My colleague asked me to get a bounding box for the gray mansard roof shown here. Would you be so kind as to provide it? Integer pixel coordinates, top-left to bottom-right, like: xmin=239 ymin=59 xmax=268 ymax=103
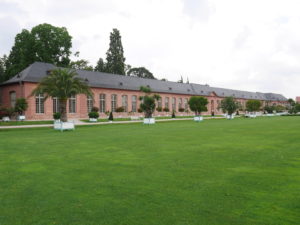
xmin=2 ymin=62 xmax=287 ymax=101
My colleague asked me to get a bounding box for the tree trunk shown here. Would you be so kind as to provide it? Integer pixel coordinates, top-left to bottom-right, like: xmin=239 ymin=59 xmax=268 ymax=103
xmin=59 ymin=99 xmax=68 ymax=122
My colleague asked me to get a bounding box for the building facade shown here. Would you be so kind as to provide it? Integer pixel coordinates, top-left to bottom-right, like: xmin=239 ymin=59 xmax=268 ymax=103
xmin=0 ymin=62 xmax=288 ymax=120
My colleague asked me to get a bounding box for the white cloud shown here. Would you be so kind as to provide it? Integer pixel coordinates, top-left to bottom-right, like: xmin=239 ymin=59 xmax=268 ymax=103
xmin=0 ymin=0 xmax=300 ymax=98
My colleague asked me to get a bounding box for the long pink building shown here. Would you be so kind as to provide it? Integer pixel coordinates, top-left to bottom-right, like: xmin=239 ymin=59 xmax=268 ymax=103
xmin=0 ymin=62 xmax=288 ymax=120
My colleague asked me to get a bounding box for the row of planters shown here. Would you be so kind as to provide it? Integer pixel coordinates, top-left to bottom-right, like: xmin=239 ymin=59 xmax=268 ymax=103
xmin=0 ymin=98 xmax=28 ymax=121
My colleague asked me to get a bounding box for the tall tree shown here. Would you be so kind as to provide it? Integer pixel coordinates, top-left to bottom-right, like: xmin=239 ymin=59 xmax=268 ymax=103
xmin=0 ymin=55 xmax=8 ymax=83
xmin=188 ymin=96 xmax=208 ymax=116
xmin=105 ymin=28 xmax=126 ymax=75
xmin=5 ymin=23 xmax=72 ymax=80
xmin=127 ymin=67 xmax=156 ymax=79
xmin=220 ymin=97 xmax=239 ymax=117
xmin=94 ymin=58 xmax=106 ymax=72
xmin=31 ymin=68 xmax=92 ymax=122
xmin=69 ymin=59 xmax=93 ymax=71
xmin=178 ymin=76 xmax=183 ymax=83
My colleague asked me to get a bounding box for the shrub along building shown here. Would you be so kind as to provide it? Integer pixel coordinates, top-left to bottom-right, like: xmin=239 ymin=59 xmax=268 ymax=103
xmin=0 ymin=62 xmax=288 ymax=120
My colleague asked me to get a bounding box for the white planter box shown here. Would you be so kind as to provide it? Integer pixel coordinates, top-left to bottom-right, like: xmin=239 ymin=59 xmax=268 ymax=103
xmin=54 ymin=121 xmax=75 ymax=131
xmin=246 ymin=114 xmax=257 ymax=118
xmin=144 ymin=118 xmax=155 ymax=124
xmin=89 ymin=118 xmax=98 ymax=122
xmin=18 ymin=115 xmax=26 ymax=121
xmin=266 ymin=113 xmax=274 ymax=117
xmin=226 ymin=115 xmax=234 ymax=119
xmin=130 ymin=116 xmax=140 ymax=120
xmin=2 ymin=116 xmax=10 ymax=122
xmin=194 ymin=116 xmax=203 ymax=122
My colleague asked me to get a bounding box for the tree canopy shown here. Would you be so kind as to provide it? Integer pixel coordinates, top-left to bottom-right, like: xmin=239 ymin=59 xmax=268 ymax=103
xmin=246 ymin=100 xmax=262 ymax=112
xmin=94 ymin=58 xmax=106 ymax=72
xmin=4 ymin=23 xmax=72 ymax=81
xmin=105 ymin=29 xmax=126 ymax=75
xmin=220 ymin=97 xmax=239 ymax=115
xmin=127 ymin=67 xmax=156 ymax=79
xmin=188 ymin=96 xmax=208 ymax=116
xmin=139 ymin=86 xmax=160 ymax=118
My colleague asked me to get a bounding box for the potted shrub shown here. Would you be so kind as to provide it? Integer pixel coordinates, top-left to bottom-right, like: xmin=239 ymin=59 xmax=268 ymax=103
xmin=163 ymin=107 xmax=169 ymax=112
xmin=115 ymin=106 xmax=125 ymax=113
xmin=172 ymin=111 xmax=176 ymax=118
xmin=188 ymin=96 xmax=208 ymax=122
xmin=89 ymin=107 xmax=99 ymax=122
xmin=245 ymin=100 xmax=261 ymax=118
xmin=14 ymin=98 xmax=28 ymax=121
xmin=139 ymin=86 xmax=161 ymax=124
xmin=178 ymin=107 xmax=185 ymax=112
xmin=108 ymin=111 xmax=114 ymax=121
xmin=220 ymin=97 xmax=239 ymax=119
xmin=264 ymin=105 xmax=275 ymax=116
xmin=53 ymin=112 xmax=61 ymax=122
xmin=89 ymin=111 xmax=99 ymax=122
xmin=0 ymin=107 xmax=13 ymax=122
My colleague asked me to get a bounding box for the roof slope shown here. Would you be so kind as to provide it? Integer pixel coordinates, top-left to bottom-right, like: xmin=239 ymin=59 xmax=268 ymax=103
xmin=1 ymin=62 xmax=287 ymax=101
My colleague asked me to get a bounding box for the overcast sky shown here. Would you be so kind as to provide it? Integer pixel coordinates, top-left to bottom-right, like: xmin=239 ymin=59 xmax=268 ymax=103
xmin=0 ymin=0 xmax=299 ymax=98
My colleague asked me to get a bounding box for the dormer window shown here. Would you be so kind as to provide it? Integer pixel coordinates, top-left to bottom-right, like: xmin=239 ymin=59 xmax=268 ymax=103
xmin=147 ymin=85 xmax=150 ymax=88
xmin=46 ymin=70 xmax=52 ymax=75
xmin=85 ymin=78 xmax=89 ymax=82
xmin=119 ymin=82 xmax=123 ymax=86
xmin=169 ymin=87 xmax=172 ymax=90
xmin=187 ymin=89 xmax=190 ymax=92
xmin=201 ymin=90 xmax=204 ymax=93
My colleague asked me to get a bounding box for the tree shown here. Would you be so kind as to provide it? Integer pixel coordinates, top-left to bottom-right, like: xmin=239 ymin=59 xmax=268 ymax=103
xmin=188 ymin=96 xmax=208 ymax=116
xmin=0 ymin=55 xmax=8 ymax=83
xmin=94 ymin=58 xmax=106 ymax=72
xmin=5 ymin=24 xmax=72 ymax=80
xmin=246 ymin=100 xmax=262 ymax=112
xmin=295 ymin=104 xmax=300 ymax=113
xmin=105 ymin=29 xmax=126 ymax=75
xmin=69 ymin=59 xmax=93 ymax=71
xmin=220 ymin=97 xmax=239 ymax=116
xmin=127 ymin=67 xmax=156 ymax=79
xmin=14 ymin=98 xmax=28 ymax=115
xmin=31 ymin=68 xmax=92 ymax=122
xmin=139 ymin=86 xmax=161 ymax=118
xmin=178 ymin=76 xmax=183 ymax=83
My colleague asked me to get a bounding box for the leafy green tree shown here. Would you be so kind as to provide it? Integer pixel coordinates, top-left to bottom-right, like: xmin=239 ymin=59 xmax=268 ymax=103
xmin=31 ymin=68 xmax=92 ymax=122
xmin=246 ymin=100 xmax=262 ymax=112
xmin=139 ymin=86 xmax=161 ymax=118
xmin=178 ymin=76 xmax=183 ymax=83
xmin=31 ymin=23 xmax=72 ymax=66
xmin=105 ymin=29 xmax=126 ymax=75
xmin=5 ymin=24 xmax=72 ymax=80
xmin=127 ymin=67 xmax=156 ymax=79
xmin=295 ymin=104 xmax=300 ymax=113
xmin=264 ymin=105 xmax=275 ymax=114
xmin=94 ymin=58 xmax=106 ymax=72
xmin=14 ymin=98 xmax=28 ymax=115
xmin=220 ymin=97 xmax=239 ymax=116
xmin=0 ymin=55 xmax=8 ymax=83
xmin=69 ymin=59 xmax=93 ymax=71
xmin=188 ymin=96 xmax=208 ymax=116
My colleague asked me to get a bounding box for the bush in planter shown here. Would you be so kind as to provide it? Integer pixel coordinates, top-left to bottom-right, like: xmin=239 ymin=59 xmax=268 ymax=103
xmin=264 ymin=105 xmax=275 ymax=114
xmin=115 ymin=106 xmax=125 ymax=112
xmin=14 ymin=98 xmax=28 ymax=115
xmin=178 ymin=107 xmax=185 ymax=112
xmin=91 ymin=106 xmax=99 ymax=112
xmin=138 ymin=108 xmax=143 ymax=113
xmin=156 ymin=107 xmax=162 ymax=112
xmin=220 ymin=97 xmax=239 ymax=118
xmin=53 ymin=112 xmax=61 ymax=120
xmin=0 ymin=107 xmax=15 ymax=119
xmin=275 ymin=105 xmax=285 ymax=113
xmin=172 ymin=111 xmax=176 ymax=118
xmin=139 ymin=86 xmax=161 ymax=118
xmin=108 ymin=111 xmax=114 ymax=120
xmin=188 ymin=96 xmax=208 ymax=117
xmin=89 ymin=111 xmax=99 ymax=119
xmin=163 ymin=107 xmax=169 ymax=112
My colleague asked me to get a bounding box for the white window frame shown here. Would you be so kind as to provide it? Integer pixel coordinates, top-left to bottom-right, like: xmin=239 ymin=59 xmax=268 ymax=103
xmin=99 ymin=94 xmax=106 ymax=113
xmin=69 ymin=95 xmax=76 ymax=113
xmin=36 ymin=94 xmax=44 ymax=114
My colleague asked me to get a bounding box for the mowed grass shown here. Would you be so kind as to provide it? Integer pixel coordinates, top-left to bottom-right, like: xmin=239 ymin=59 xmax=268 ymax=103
xmin=0 ymin=117 xmax=299 ymax=225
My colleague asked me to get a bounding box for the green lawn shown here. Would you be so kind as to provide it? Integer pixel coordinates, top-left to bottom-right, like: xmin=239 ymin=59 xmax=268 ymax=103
xmin=0 ymin=117 xmax=299 ymax=225
xmin=0 ymin=120 xmax=53 ymax=126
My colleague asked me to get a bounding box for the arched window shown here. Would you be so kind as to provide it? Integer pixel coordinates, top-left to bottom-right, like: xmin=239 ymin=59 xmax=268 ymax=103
xmin=122 ymin=95 xmax=128 ymax=112
xmin=178 ymin=98 xmax=182 ymax=109
xmin=53 ymin=97 xmax=60 ymax=113
xmin=99 ymin=94 xmax=106 ymax=113
xmin=131 ymin=95 xmax=137 ymax=112
xmin=111 ymin=94 xmax=117 ymax=112
xmin=184 ymin=98 xmax=188 ymax=110
xmin=69 ymin=95 xmax=76 ymax=113
xmin=172 ymin=97 xmax=176 ymax=111
xmin=87 ymin=95 xmax=93 ymax=112
xmin=36 ymin=94 xmax=44 ymax=114
xmin=9 ymin=91 xmax=16 ymax=107
xmin=165 ymin=97 xmax=169 ymax=109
